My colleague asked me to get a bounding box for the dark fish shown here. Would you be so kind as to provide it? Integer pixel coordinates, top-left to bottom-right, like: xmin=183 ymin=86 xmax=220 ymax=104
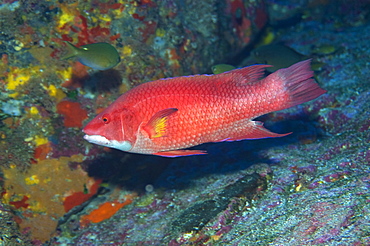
xmin=251 ymin=44 xmax=305 ymax=72
xmin=62 ymin=41 xmax=120 ymax=70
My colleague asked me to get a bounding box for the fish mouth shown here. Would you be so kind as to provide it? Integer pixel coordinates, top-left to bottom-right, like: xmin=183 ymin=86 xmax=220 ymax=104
xmin=83 ymin=134 xmax=111 ymax=146
xmin=83 ymin=134 xmax=133 ymax=151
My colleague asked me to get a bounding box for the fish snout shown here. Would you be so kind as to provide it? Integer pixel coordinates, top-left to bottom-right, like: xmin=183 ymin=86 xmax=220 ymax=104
xmin=83 ymin=134 xmax=133 ymax=151
xmin=83 ymin=134 xmax=111 ymax=146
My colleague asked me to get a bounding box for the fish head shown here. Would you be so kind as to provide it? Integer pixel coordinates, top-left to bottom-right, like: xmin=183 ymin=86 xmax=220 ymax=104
xmin=83 ymin=107 xmax=135 ymax=151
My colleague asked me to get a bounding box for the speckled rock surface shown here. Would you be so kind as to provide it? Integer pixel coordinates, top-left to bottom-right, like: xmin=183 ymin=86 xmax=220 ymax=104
xmin=1 ymin=1 xmax=370 ymax=245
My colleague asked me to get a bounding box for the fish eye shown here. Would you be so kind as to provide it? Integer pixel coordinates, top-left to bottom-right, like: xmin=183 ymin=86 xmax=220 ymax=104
xmin=101 ymin=115 xmax=110 ymax=124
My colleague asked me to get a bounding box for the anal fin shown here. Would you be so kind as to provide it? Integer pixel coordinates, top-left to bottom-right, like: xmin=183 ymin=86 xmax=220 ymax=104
xmin=226 ymin=121 xmax=291 ymax=141
xmin=153 ymin=150 xmax=207 ymax=157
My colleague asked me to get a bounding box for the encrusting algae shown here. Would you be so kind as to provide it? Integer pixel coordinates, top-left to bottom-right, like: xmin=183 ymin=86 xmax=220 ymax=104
xmin=1 ymin=154 xmax=98 ymax=243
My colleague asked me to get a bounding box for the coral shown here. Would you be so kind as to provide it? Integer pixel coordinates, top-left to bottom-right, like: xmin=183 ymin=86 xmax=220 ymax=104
xmin=33 ymin=142 xmax=52 ymax=160
xmin=80 ymin=194 xmax=135 ymax=226
xmin=56 ymin=100 xmax=88 ymax=128
xmin=63 ymin=179 xmax=102 ymax=212
xmin=9 ymin=195 xmax=29 ymax=209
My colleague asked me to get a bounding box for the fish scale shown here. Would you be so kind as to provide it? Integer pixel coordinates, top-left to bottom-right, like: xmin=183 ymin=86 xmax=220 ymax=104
xmin=83 ymin=60 xmax=326 ymax=157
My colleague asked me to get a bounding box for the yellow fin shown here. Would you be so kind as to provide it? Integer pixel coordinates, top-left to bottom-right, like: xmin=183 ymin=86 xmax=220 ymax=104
xmin=143 ymin=108 xmax=178 ymax=139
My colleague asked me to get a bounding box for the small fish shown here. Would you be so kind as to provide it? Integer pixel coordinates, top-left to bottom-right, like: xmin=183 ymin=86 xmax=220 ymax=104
xmin=251 ymin=44 xmax=305 ymax=72
xmin=211 ymin=64 xmax=236 ymax=74
xmin=83 ymin=60 xmax=326 ymax=157
xmin=62 ymin=41 xmax=120 ymax=70
xmin=311 ymin=44 xmax=338 ymax=55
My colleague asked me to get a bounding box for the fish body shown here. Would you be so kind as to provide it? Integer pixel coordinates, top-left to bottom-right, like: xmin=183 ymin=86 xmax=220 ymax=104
xmin=62 ymin=42 xmax=120 ymax=70
xmin=83 ymin=60 xmax=326 ymax=157
xmin=251 ymin=44 xmax=305 ymax=72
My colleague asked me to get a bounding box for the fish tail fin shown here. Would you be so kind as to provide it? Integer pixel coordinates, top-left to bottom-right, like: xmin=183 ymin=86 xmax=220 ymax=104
xmin=61 ymin=41 xmax=79 ymax=60
xmin=269 ymin=59 xmax=326 ymax=111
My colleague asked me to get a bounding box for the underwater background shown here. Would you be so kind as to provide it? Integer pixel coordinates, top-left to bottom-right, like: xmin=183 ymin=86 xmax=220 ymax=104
xmin=0 ymin=0 xmax=369 ymax=245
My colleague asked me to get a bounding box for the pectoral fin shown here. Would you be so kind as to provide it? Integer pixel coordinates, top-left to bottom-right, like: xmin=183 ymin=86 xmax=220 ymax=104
xmin=143 ymin=108 xmax=178 ymax=139
xmin=153 ymin=149 xmax=207 ymax=157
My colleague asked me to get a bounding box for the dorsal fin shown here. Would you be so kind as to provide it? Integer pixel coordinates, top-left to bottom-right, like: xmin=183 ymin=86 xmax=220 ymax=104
xmin=221 ymin=64 xmax=272 ymax=85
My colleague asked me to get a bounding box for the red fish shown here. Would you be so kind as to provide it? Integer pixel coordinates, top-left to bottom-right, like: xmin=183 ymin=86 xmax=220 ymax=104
xmin=83 ymin=60 xmax=326 ymax=157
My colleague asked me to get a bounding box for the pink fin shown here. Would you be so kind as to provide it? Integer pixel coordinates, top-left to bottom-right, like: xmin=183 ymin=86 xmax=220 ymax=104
xmin=153 ymin=150 xmax=207 ymax=157
xmin=275 ymin=59 xmax=326 ymax=108
xmin=228 ymin=64 xmax=272 ymax=84
xmin=226 ymin=121 xmax=291 ymax=141
xmin=143 ymin=108 xmax=178 ymax=139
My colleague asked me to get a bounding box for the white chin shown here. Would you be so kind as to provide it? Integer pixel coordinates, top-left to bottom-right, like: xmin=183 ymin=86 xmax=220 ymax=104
xmin=83 ymin=135 xmax=132 ymax=151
